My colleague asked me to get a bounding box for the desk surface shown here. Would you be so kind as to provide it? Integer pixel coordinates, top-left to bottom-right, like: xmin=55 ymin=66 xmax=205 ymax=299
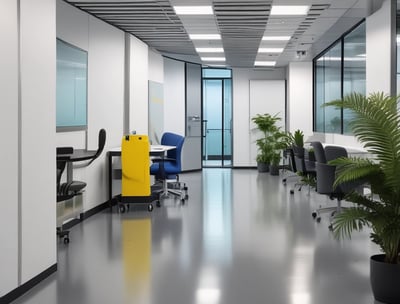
xmin=109 ymin=145 xmax=175 ymax=155
xmin=57 ymin=149 xmax=97 ymax=162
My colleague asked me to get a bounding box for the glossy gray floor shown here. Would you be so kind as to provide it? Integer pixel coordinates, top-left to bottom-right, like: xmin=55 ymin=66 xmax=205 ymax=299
xmin=13 ymin=169 xmax=381 ymax=304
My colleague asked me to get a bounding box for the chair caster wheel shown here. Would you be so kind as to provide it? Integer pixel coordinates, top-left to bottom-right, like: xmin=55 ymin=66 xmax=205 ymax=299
xmin=148 ymin=204 xmax=153 ymax=212
xmin=63 ymin=237 xmax=70 ymax=244
xmin=316 ymin=217 xmax=321 ymax=223
xmin=119 ymin=205 xmax=126 ymax=213
xmin=185 ymin=194 xmax=189 ymax=200
xmin=328 ymin=224 xmax=333 ymax=231
xmin=312 ymin=211 xmax=317 ymax=218
xmin=290 ymin=189 xmax=294 ymax=194
xmin=181 ymin=199 xmax=185 ymax=204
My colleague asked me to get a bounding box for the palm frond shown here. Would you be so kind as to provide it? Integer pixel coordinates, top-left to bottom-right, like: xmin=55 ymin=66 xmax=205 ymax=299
xmin=325 ymin=92 xmax=400 ymax=192
xmin=333 ymin=207 xmax=370 ymax=239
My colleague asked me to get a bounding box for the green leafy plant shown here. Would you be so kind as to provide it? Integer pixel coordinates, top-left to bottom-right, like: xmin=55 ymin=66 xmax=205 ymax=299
xmin=251 ymin=113 xmax=281 ymax=165
xmin=324 ymin=92 xmax=400 ymax=264
xmin=291 ymin=129 xmax=304 ymax=148
xmin=268 ymin=129 xmax=292 ymax=166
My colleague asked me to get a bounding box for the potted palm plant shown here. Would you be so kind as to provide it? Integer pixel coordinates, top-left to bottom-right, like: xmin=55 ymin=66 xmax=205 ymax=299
xmin=325 ymin=92 xmax=400 ymax=304
xmin=251 ymin=113 xmax=281 ymax=172
xmin=268 ymin=129 xmax=291 ymax=175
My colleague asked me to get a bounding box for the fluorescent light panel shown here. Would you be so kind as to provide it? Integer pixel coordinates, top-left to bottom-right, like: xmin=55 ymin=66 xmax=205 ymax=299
xmin=196 ymin=48 xmax=224 ymax=53
xmin=201 ymin=57 xmax=226 ymax=62
xmin=270 ymin=5 xmax=309 ymax=15
xmin=262 ymin=36 xmax=291 ymax=41
xmin=189 ymin=34 xmax=221 ymax=40
xmin=174 ymin=6 xmax=213 ymax=15
xmin=255 ymin=61 xmax=276 ymax=66
xmin=258 ymin=48 xmax=284 ymax=53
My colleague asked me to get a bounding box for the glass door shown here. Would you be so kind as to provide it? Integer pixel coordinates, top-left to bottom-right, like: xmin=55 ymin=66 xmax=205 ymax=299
xmin=202 ymin=78 xmax=232 ymax=167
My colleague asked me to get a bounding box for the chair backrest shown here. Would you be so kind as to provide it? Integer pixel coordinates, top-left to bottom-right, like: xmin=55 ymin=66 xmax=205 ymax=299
xmin=316 ymin=146 xmax=348 ymax=195
xmin=311 ymin=141 xmax=327 ymax=164
xmin=160 ymin=132 xmax=185 ymax=168
xmin=292 ymin=146 xmax=306 ymax=173
xmin=324 ymin=145 xmax=347 ymax=162
xmin=88 ymin=128 xmax=106 ymax=165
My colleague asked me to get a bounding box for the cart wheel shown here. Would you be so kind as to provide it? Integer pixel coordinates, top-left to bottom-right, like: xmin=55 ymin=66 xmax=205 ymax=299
xmin=156 ymin=201 xmax=161 ymax=207
xmin=119 ymin=205 xmax=126 ymax=213
xmin=64 ymin=237 xmax=70 ymax=244
xmin=148 ymin=204 xmax=153 ymax=212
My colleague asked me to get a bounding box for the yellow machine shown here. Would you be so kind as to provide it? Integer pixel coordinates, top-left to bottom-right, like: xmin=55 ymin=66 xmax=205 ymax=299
xmin=120 ymin=134 xmax=154 ymax=212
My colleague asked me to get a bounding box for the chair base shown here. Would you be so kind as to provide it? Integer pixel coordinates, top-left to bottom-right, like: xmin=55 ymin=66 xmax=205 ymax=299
xmin=312 ymin=198 xmax=347 ymax=229
xmin=153 ymin=179 xmax=188 ymax=204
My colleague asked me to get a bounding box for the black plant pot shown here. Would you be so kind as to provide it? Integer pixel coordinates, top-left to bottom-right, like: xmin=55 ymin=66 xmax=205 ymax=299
xmin=257 ymin=162 xmax=270 ymax=172
xmin=269 ymin=164 xmax=279 ymax=176
xmin=370 ymin=254 xmax=400 ymax=304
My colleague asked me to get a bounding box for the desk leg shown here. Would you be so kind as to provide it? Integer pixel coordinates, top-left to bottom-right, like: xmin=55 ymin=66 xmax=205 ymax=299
xmin=66 ymin=162 xmax=73 ymax=184
xmin=108 ymin=152 xmax=113 ymax=203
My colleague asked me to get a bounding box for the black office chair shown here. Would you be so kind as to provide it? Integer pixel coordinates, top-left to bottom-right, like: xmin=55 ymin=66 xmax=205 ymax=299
xmin=60 ymin=129 xmax=106 ymax=196
xmin=290 ymin=145 xmax=316 ymax=194
xmin=150 ymin=132 xmax=188 ymax=204
xmin=311 ymin=145 xmax=354 ymax=229
xmin=56 ymin=129 xmax=106 ymax=243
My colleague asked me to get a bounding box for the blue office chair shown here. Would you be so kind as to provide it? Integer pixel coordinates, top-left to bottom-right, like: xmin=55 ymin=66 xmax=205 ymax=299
xmin=150 ymin=132 xmax=188 ymax=204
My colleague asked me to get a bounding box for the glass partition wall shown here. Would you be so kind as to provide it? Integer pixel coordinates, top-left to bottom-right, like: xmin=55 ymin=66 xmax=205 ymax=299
xmin=313 ymin=21 xmax=366 ymax=134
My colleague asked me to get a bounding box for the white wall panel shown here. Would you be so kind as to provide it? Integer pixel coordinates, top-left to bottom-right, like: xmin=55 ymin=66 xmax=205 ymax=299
xmin=249 ymin=80 xmax=286 ymax=166
xmin=0 ymin=0 xmax=19 ymax=296
xmin=148 ymin=50 xmax=164 ymax=83
xmin=130 ymin=35 xmax=149 ymax=135
xmin=232 ymin=68 xmax=286 ymax=167
xmin=163 ymin=58 xmax=185 ymax=134
xmin=20 ymin=0 xmax=56 ymax=283
xmin=84 ymin=16 xmax=125 ymax=210
xmin=287 ymin=62 xmax=313 ymax=136
xmin=366 ymin=0 xmax=393 ymax=95
xmin=56 ymin=0 xmax=88 ymax=50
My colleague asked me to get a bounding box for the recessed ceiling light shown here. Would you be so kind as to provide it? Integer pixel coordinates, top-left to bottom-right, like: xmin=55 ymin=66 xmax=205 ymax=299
xmin=255 ymin=61 xmax=276 ymax=66
xmin=258 ymin=48 xmax=284 ymax=53
xmin=270 ymin=5 xmax=310 ymax=16
xmin=262 ymin=36 xmax=291 ymax=41
xmin=201 ymin=57 xmax=226 ymax=62
xmin=189 ymin=34 xmax=221 ymax=40
xmin=196 ymin=48 xmax=224 ymax=53
xmin=174 ymin=6 xmax=213 ymax=15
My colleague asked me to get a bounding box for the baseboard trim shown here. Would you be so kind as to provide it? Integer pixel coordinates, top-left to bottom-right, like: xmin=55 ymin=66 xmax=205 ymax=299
xmin=1 ymin=264 xmax=57 ymax=304
xmin=232 ymin=166 xmax=257 ymax=169
xmin=80 ymin=201 xmax=110 ymax=221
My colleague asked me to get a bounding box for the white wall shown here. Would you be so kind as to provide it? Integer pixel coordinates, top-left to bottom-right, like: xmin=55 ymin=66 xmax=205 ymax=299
xmin=0 ymin=0 xmax=19 ymax=296
xmin=20 ymin=0 xmax=57 ymax=284
xmin=366 ymin=0 xmax=393 ymax=95
xmin=0 ymin=0 xmax=56 ymax=295
xmin=148 ymin=49 xmax=164 ymax=83
xmin=163 ymin=58 xmax=185 ymax=134
xmin=129 ymin=35 xmax=149 ymax=135
xmin=287 ymin=62 xmax=313 ymax=136
xmin=232 ymin=68 xmax=286 ymax=167
xmin=56 ymin=0 xmax=125 ymax=211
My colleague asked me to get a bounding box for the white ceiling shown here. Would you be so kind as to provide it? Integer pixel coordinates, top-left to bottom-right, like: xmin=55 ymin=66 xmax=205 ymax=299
xmin=66 ymin=0 xmax=382 ymax=68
